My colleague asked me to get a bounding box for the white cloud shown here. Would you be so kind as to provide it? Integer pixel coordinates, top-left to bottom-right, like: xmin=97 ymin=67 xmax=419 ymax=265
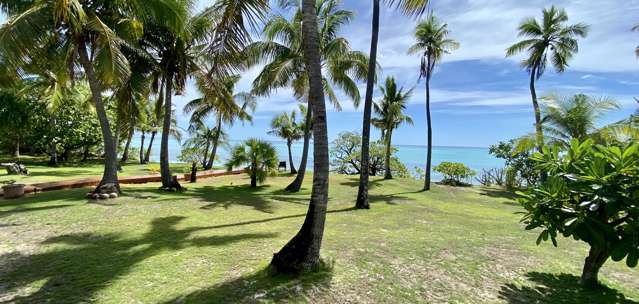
xmin=343 ymin=0 xmax=639 ymax=73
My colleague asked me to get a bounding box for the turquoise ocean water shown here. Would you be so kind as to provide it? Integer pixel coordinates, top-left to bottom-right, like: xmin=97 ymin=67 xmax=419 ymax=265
xmin=131 ymin=135 xmax=503 ymax=182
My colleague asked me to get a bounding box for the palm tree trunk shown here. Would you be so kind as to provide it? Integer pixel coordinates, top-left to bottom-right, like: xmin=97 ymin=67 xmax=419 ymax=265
xmin=144 ymin=131 xmax=156 ymax=163
xmin=121 ymin=125 xmax=134 ymax=163
xmin=14 ymin=135 xmax=20 ymax=159
xmin=271 ymin=0 xmax=329 ymax=273
xmin=286 ymin=108 xmax=312 ymax=192
xmin=160 ymin=76 xmax=176 ymax=189
xmin=206 ymin=116 xmax=223 ymax=170
xmin=139 ymin=131 xmax=145 ymax=164
xmin=356 ymin=0 xmax=379 ymax=209
xmin=384 ymin=130 xmax=392 ymax=179
xmin=77 ymin=39 xmax=119 ymax=193
xmin=202 ymin=138 xmax=211 ymax=168
xmin=287 ymin=140 xmax=297 ymax=174
xmin=529 ymin=65 xmax=544 ymax=153
xmin=48 ymin=116 xmax=58 ymax=167
xmin=424 ymin=57 xmax=433 ymax=191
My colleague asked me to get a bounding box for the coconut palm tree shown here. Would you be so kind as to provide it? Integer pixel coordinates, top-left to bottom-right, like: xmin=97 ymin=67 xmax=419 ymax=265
xmin=506 ymin=6 xmax=589 ymax=154
xmin=541 ymin=94 xmax=619 ymax=146
xmin=245 ymin=0 xmax=368 ymax=192
xmin=372 ymin=77 xmax=413 ymax=179
xmin=142 ymin=0 xmax=268 ymax=190
xmin=225 ymin=138 xmax=278 ymax=188
xmin=0 ymin=0 xmax=187 ymax=194
xmin=270 ymin=0 xmax=330 ymax=274
xmin=184 ymin=120 xmax=220 ymax=168
xmin=269 ymin=110 xmax=304 ymax=174
xmin=356 ymin=0 xmax=430 ymax=209
xmin=184 ymin=74 xmax=256 ymax=170
xmin=408 ymin=13 xmax=459 ymax=191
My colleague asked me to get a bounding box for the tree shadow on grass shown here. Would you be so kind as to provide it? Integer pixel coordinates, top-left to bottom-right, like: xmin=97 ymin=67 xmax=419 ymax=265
xmin=162 ymin=262 xmax=334 ymax=303
xmin=498 ymin=272 xmax=638 ymax=304
xmin=338 ymin=176 xmax=385 ymax=189
xmin=0 ymin=216 xmax=278 ymax=304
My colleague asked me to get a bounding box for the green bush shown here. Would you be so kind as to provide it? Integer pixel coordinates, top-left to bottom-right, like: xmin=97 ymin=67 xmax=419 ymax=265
xmin=433 ymin=162 xmax=476 ymax=186
xmin=518 ymin=139 xmax=639 ymax=287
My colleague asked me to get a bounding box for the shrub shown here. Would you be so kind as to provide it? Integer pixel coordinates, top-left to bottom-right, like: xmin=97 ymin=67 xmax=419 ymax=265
xmin=518 ymin=139 xmax=639 ymax=287
xmin=489 ymin=140 xmax=538 ymax=188
xmin=434 ymin=162 xmax=476 ymax=186
xmin=330 ymin=131 xmax=408 ymax=177
xmin=225 ymin=139 xmax=278 ymax=188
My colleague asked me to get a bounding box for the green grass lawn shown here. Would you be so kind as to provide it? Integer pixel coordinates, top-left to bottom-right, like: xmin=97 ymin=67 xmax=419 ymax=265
xmin=0 ymin=156 xmax=192 ymax=184
xmin=0 ymin=172 xmax=637 ymax=303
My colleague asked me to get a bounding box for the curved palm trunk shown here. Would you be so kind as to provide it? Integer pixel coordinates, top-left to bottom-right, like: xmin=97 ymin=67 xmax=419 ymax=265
xmin=529 ymin=66 xmax=544 ymax=152
xmin=384 ymin=130 xmax=392 ymax=179
xmin=286 ymin=108 xmax=312 ymax=192
xmin=287 ymin=140 xmax=297 ymax=174
xmin=77 ymin=39 xmax=119 ymax=193
xmin=424 ymin=58 xmax=433 ymax=191
xmin=356 ymin=0 xmax=379 ymax=209
xmin=144 ymin=131 xmax=156 ymax=164
xmin=271 ymin=0 xmax=329 ymax=273
xmin=160 ymin=77 xmax=179 ymax=190
xmin=121 ymin=125 xmax=134 ymax=163
xmin=139 ymin=131 xmax=145 ymax=164
xmin=206 ymin=116 xmax=223 ymax=170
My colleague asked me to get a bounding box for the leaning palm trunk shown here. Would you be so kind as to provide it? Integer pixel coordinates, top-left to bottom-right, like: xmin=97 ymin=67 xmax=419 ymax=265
xmin=144 ymin=131 xmax=156 ymax=163
xmin=271 ymin=0 xmax=329 ymax=273
xmin=384 ymin=131 xmax=392 ymax=179
xmin=201 ymin=139 xmax=211 ymax=168
xmin=356 ymin=0 xmax=380 ymax=209
xmin=424 ymin=59 xmax=432 ymax=191
xmin=121 ymin=125 xmax=134 ymax=162
xmin=160 ymin=76 xmax=180 ymax=190
xmin=286 ymin=108 xmax=312 ymax=192
xmin=77 ymin=40 xmax=119 ymax=193
xmin=139 ymin=131 xmax=145 ymax=164
xmin=206 ymin=116 xmax=223 ymax=170
xmin=287 ymin=139 xmax=297 ymax=174
xmin=529 ymin=65 xmax=544 ymax=152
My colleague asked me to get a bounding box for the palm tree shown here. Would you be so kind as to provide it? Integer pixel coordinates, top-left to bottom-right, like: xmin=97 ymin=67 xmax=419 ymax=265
xmin=633 ymin=24 xmax=639 ymax=58
xmin=143 ymin=0 xmax=268 ymax=190
xmin=185 ymin=119 xmax=228 ymax=168
xmin=245 ymin=0 xmax=368 ymax=192
xmin=269 ymin=110 xmax=304 ymax=174
xmin=270 ymin=0 xmax=330 ymax=273
xmin=356 ymin=0 xmax=429 ymax=209
xmin=408 ymin=13 xmax=459 ymax=191
xmin=506 ymin=6 xmax=589 ymax=154
xmin=541 ymin=94 xmax=619 ymax=145
xmin=0 ymin=0 xmax=187 ymax=194
xmin=225 ymin=138 xmax=278 ymax=188
xmin=372 ymin=77 xmax=413 ymax=179
xmin=184 ymin=74 xmax=256 ymax=170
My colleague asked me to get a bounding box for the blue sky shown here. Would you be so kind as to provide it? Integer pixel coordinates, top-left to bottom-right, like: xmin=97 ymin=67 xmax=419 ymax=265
xmin=2 ymin=0 xmax=638 ymax=147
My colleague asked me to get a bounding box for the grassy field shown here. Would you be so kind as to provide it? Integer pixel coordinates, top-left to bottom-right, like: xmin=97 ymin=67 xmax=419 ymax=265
xmin=0 ymin=156 xmax=192 ymax=184
xmin=0 ymin=171 xmax=637 ymax=303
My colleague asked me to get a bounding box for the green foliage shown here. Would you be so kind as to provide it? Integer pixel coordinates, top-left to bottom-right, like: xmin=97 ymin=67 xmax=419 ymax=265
xmin=225 ymin=139 xmax=278 ymax=186
xmin=372 ymin=76 xmax=413 ymax=142
xmin=178 ymin=145 xmax=204 ymax=165
xmin=330 ymin=131 xmax=409 ymax=177
xmin=268 ymin=110 xmax=303 ymax=144
xmin=433 ymin=162 xmax=476 ymax=186
xmin=489 ymin=140 xmax=538 ymax=188
xmin=506 ymin=6 xmax=588 ymax=78
xmin=0 ymin=89 xmax=32 ymax=155
xmin=518 ymin=139 xmax=639 ymax=268
xmin=408 ymin=13 xmax=459 ymax=79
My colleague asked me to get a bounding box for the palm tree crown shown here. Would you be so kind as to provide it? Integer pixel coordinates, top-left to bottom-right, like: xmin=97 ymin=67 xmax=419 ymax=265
xmin=372 ymin=77 xmax=414 ymax=141
xmin=542 ymin=94 xmax=619 ymax=144
xmin=506 ymin=6 xmax=589 ymax=78
xmin=245 ymin=0 xmax=368 ymax=109
xmin=408 ymin=13 xmax=460 ymax=79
